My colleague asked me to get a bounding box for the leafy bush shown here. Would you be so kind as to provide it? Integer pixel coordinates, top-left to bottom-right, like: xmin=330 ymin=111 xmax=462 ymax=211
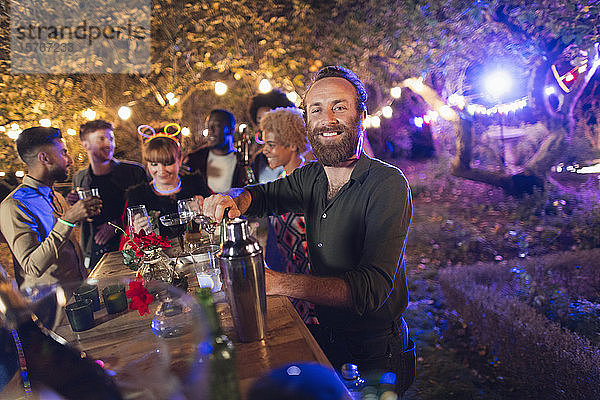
xmin=439 ymin=250 xmax=600 ymax=399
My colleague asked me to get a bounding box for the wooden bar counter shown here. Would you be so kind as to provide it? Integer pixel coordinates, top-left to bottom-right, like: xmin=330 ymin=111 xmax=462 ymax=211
xmin=54 ymin=251 xmax=331 ymax=399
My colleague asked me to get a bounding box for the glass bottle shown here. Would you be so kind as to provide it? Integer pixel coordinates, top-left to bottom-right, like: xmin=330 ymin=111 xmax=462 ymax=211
xmin=341 ymin=363 xmax=366 ymax=400
xmin=195 ymin=288 xmax=240 ymax=400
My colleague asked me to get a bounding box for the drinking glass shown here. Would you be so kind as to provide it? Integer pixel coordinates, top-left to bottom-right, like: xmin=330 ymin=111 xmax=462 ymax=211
xmin=192 ymin=244 xmax=225 ymax=303
xmin=127 ymin=205 xmax=151 ymax=237
xmin=76 ymin=187 xmax=99 ymax=200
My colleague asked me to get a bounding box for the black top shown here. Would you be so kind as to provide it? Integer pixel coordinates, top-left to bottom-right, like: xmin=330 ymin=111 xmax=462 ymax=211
xmin=125 ymin=173 xmax=211 ymax=239
xmin=72 ymin=160 xmax=148 ymax=259
xmin=245 ymin=154 xmax=412 ymax=332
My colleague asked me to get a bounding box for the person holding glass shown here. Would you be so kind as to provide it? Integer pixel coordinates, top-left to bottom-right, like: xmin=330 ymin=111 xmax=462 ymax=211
xmin=124 ymin=125 xmax=211 ymax=244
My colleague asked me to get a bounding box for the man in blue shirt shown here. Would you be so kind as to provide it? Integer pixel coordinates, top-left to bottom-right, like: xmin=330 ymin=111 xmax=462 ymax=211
xmin=0 ymin=127 xmax=101 ymax=293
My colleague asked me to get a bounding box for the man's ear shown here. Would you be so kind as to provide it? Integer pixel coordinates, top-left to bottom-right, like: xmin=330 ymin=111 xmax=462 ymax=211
xmin=37 ymin=151 xmax=50 ymax=165
xmin=81 ymin=140 xmax=91 ymax=151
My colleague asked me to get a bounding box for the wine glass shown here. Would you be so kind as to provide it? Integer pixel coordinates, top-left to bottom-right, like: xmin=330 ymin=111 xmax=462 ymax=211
xmin=127 ymin=205 xmax=151 ymax=237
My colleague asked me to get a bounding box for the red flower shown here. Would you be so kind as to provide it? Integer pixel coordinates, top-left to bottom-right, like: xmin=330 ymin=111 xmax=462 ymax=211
xmin=126 ymin=276 xmax=154 ymax=316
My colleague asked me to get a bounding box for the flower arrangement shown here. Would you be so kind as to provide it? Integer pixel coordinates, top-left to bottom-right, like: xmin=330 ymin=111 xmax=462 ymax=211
xmin=126 ymin=276 xmax=154 ymax=316
xmin=108 ymin=222 xmax=172 ymax=271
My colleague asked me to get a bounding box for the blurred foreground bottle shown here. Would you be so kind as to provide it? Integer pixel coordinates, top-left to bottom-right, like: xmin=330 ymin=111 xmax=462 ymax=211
xmin=0 ymin=282 xmax=122 ymax=399
xmin=341 ymin=363 xmax=366 ymax=400
xmin=195 ymin=287 xmax=240 ymax=400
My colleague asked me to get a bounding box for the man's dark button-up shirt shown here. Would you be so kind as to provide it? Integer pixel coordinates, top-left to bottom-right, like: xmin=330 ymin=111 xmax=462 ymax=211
xmin=246 ymin=154 xmax=412 ymax=332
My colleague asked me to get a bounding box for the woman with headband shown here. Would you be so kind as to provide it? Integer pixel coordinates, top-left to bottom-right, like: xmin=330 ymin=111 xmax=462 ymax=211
xmin=124 ymin=124 xmax=211 ymax=241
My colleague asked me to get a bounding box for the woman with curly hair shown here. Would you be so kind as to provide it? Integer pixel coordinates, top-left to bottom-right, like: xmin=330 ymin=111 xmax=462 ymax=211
xmin=260 ymin=107 xmax=318 ymax=325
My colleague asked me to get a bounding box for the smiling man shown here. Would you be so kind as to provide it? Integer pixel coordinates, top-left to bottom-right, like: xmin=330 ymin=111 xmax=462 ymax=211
xmin=201 ymin=66 xmax=416 ymax=395
xmin=69 ymin=120 xmax=147 ymax=269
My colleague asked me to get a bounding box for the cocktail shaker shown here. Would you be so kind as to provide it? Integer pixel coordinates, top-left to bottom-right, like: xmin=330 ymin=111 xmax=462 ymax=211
xmin=218 ymin=217 xmax=266 ymax=342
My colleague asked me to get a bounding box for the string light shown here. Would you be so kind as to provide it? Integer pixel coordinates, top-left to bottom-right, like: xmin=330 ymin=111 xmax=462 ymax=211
xmin=202 ymin=129 xmax=209 ymax=137
xmin=544 ymin=86 xmax=556 ymax=96
xmin=0 ymin=126 xmax=5 ymax=132
xmin=381 ymin=106 xmax=393 ymax=118
xmin=15 ymin=171 xmax=25 ymax=178
xmin=413 ymin=117 xmax=424 ymax=128
xmin=286 ymin=91 xmax=299 ymax=104
xmin=390 ymin=87 xmax=402 ymax=99
xmin=39 ymin=119 xmax=51 ymax=127
xmin=238 ymin=123 xmax=247 ymax=133
xmin=181 ymin=127 xmax=191 ymax=136
xmin=215 ymin=82 xmax=228 ymax=95
xmin=168 ymin=96 xmax=179 ymax=106
xmin=371 ymin=116 xmax=381 ymax=128
xmin=363 ymin=115 xmax=372 ymax=129
xmin=82 ymin=108 xmax=97 ymax=120
xmin=118 ymin=106 xmax=132 ymax=120
xmin=438 ymin=105 xmax=454 ymax=120
xmin=166 ymin=92 xmax=175 ymax=101
xmin=0 ymin=172 xmax=5 ymax=177
xmin=259 ymin=79 xmax=272 ymax=93
xmin=67 ymin=129 xmax=77 ymax=136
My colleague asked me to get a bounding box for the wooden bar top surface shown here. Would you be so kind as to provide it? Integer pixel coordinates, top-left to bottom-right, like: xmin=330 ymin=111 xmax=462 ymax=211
xmin=54 ymin=251 xmax=331 ymax=399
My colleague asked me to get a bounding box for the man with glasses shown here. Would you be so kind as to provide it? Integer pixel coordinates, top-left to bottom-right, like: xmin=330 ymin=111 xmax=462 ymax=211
xmin=0 ymin=127 xmax=101 ymax=294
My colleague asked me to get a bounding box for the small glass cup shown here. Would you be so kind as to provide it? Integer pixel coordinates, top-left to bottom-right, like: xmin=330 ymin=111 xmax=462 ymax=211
xmin=74 ymin=283 xmax=101 ymax=312
xmin=65 ymin=298 xmax=95 ymax=332
xmin=102 ymin=284 xmax=128 ymax=314
xmin=127 ymin=205 xmax=151 ymax=237
xmin=192 ymin=245 xmax=225 ymax=302
xmin=77 ymin=187 xmax=99 ymax=200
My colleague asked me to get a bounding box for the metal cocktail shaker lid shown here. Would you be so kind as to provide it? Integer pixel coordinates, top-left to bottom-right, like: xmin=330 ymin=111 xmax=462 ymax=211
xmin=219 ymin=217 xmax=261 ymax=259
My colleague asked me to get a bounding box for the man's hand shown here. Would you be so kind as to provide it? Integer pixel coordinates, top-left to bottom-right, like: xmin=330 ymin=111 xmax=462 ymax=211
xmin=62 ymin=197 xmax=102 ymax=224
xmin=65 ymin=190 xmax=79 ymax=206
xmin=202 ymin=194 xmax=242 ymax=222
xmin=94 ymin=222 xmax=117 ymax=245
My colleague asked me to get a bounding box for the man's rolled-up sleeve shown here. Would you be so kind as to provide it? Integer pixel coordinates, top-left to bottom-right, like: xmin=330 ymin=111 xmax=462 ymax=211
xmin=245 ymin=169 xmax=306 ymax=217
xmin=343 ymin=174 xmax=412 ymax=317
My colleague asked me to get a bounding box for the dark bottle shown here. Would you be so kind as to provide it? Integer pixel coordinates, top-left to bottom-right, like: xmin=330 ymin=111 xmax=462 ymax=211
xmin=195 ymin=287 xmax=240 ymax=400
xmin=0 ymin=283 xmax=123 ymax=399
xmin=237 ymin=125 xmax=256 ymax=185
xmin=340 ymin=363 xmax=366 ymax=400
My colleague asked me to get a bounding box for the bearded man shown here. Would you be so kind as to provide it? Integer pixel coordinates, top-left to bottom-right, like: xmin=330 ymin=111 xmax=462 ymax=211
xmin=201 ymin=66 xmax=415 ymax=395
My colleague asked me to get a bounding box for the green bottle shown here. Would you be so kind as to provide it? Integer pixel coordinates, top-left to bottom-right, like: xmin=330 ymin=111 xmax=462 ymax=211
xmin=195 ymin=288 xmax=240 ymax=400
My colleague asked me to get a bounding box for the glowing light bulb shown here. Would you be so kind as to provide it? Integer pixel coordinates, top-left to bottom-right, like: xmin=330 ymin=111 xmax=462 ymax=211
xmin=414 ymin=117 xmax=424 ymax=128
xmin=0 ymin=126 xmax=5 ymax=132
xmin=15 ymin=171 xmax=25 ymax=178
xmin=412 ymin=78 xmax=425 ymax=94
xmin=363 ymin=115 xmax=372 ymax=129
xmin=118 ymin=106 xmax=132 ymax=120
xmin=371 ymin=116 xmax=381 ymax=128
xmin=0 ymin=172 xmax=5 ymax=177
xmin=258 ymin=79 xmax=272 ymax=93
xmin=381 ymin=106 xmax=393 ymax=118
xmin=544 ymin=86 xmax=556 ymax=96
xmin=438 ymin=105 xmax=454 ymax=120
xmin=238 ymin=123 xmax=247 ymax=133
xmin=67 ymin=129 xmax=77 ymax=136
xmin=202 ymin=129 xmax=209 ymax=137
xmin=10 ymin=123 xmax=20 ymax=130
xmin=39 ymin=118 xmax=52 ymax=127
xmin=168 ymin=97 xmax=179 ymax=106
xmin=215 ymin=82 xmax=228 ymax=95
xmin=484 ymin=70 xmax=512 ymax=98
xmin=181 ymin=127 xmax=191 ymax=136
xmin=390 ymin=86 xmax=402 ymax=99
xmin=286 ymin=91 xmax=298 ymax=104
xmin=82 ymin=108 xmax=97 ymax=120
xmin=564 ymin=73 xmax=575 ymax=82
xmin=165 ymin=92 xmax=175 ymax=101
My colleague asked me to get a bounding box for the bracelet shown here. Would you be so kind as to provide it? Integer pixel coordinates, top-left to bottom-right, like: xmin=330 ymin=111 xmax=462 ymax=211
xmin=58 ymin=218 xmax=76 ymax=228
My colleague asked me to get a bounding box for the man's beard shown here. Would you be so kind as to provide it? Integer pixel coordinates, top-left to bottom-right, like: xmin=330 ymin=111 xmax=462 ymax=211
xmin=308 ymin=116 xmax=362 ymax=167
xmin=50 ymin=166 xmax=68 ymax=182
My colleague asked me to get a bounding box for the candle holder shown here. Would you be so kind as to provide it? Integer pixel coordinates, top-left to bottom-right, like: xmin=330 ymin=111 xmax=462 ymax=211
xmin=102 ymin=284 xmax=128 ymax=314
xmin=74 ymin=283 xmax=101 ymax=311
xmin=65 ymin=299 xmax=95 ymax=332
